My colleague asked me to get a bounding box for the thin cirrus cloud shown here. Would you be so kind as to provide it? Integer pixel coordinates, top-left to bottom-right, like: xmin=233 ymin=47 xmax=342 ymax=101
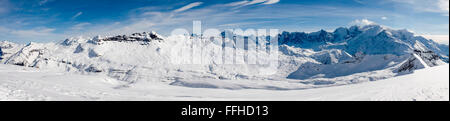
xmin=71 ymin=12 xmax=83 ymax=19
xmin=226 ymin=1 xmax=249 ymax=6
xmin=388 ymin=0 xmax=449 ymax=16
xmin=227 ymin=0 xmax=280 ymax=7
xmin=1 ymin=27 xmax=64 ymax=43
xmin=39 ymin=0 xmax=49 ymax=6
xmin=244 ymin=0 xmax=269 ymax=6
xmin=421 ymin=35 xmax=450 ymax=45
xmin=71 ymin=22 xmax=91 ymax=30
xmin=173 ymin=2 xmax=203 ymax=13
xmin=10 ymin=28 xmax=56 ymax=36
xmin=263 ymin=0 xmax=280 ymax=4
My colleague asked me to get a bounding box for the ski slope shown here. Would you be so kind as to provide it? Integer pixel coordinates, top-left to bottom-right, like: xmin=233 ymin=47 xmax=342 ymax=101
xmin=1 ymin=64 xmax=448 ymax=101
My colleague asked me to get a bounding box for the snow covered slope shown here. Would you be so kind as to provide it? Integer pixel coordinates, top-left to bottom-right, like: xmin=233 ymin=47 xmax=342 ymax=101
xmin=0 ymin=41 xmax=24 ymax=63
xmin=0 ymin=25 xmax=448 ymax=91
xmin=1 ymin=63 xmax=447 ymax=101
xmin=279 ymin=25 xmax=449 ymax=61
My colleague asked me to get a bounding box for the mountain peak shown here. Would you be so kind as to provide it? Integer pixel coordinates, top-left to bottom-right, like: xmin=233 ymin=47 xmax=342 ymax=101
xmin=61 ymin=31 xmax=165 ymax=46
xmin=96 ymin=31 xmax=164 ymax=43
xmin=279 ymin=25 xmax=448 ymax=59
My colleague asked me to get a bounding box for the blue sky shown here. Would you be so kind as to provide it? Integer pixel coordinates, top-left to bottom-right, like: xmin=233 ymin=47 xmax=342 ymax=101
xmin=0 ymin=0 xmax=448 ymax=44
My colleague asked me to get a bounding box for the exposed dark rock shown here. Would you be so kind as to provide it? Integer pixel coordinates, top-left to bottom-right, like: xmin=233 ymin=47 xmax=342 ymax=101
xmin=413 ymin=50 xmax=441 ymax=66
xmin=99 ymin=32 xmax=163 ymax=42
xmin=0 ymin=47 xmax=3 ymax=60
xmin=74 ymin=44 xmax=84 ymax=53
xmin=396 ymin=50 xmax=442 ymax=73
xmin=397 ymin=57 xmax=419 ymax=73
xmin=85 ymin=66 xmax=103 ymax=73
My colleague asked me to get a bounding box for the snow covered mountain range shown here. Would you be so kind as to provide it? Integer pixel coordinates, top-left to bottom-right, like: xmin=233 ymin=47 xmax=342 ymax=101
xmin=0 ymin=25 xmax=448 ymax=90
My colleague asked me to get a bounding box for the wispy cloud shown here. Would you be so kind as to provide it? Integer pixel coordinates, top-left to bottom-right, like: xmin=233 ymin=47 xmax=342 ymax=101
xmin=1 ymin=0 xmax=447 ymax=43
xmin=350 ymin=19 xmax=376 ymax=26
xmin=226 ymin=1 xmax=249 ymax=6
xmin=0 ymin=26 xmax=63 ymax=43
xmin=227 ymin=0 xmax=280 ymax=7
xmin=438 ymin=0 xmax=449 ymax=16
xmin=353 ymin=0 xmax=364 ymax=4
xmin=263 ymin=0 xmax=280 ymax=5
xmin=39 ymin=0 xmax=50 ymax=6
xmin=71 ymin=22 xmax=91 ymax=30
xmin=388 ymin=0 xmax=449 ymax=16
xmin=173 ymin=2 xmax=203 ymax=13
xmin=421 ymin=35 xmax=450 ymax=45
xmin=438 ymin=0 xmax=449 ymax=11
xmin=218 ymin=21 xmax=272 ymax=27
xmin=244 ymin=0 xmax=267 ymax=6
xmin=71 ymin=12 xmax=83 ymax=19
xmin=10 ymin=28 xmax=55 ymax=36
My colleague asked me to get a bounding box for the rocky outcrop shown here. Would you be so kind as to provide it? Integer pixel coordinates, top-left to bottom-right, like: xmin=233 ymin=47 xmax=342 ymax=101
xmin=0 ymin=47 xmax=3 ymax=60
xmin=413 ymin=50 xmax=442 ymax=67
xmin=95 ymin=32 xmax=163 ymax=43
xmin=396 ymin=50 xmax=445 ymax=73
xmin=396 ymin=56 xmax=425 ymax=73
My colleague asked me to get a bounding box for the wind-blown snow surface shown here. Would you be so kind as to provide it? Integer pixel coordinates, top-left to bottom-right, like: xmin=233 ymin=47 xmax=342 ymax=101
xmin=0 ymin=64 xmax=448 ymax=101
